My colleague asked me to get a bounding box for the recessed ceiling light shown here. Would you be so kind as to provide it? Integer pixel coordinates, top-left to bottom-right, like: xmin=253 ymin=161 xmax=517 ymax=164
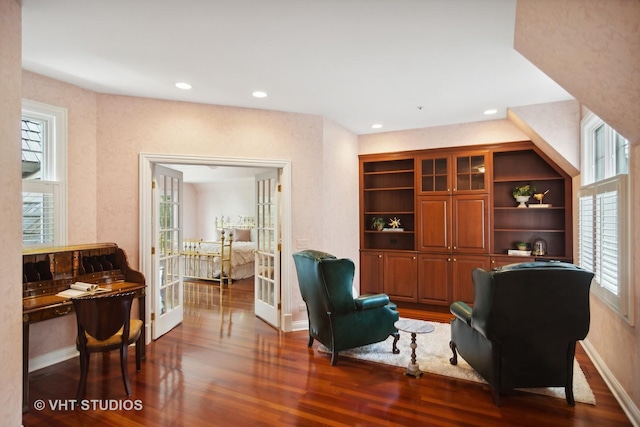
xmin=371 ymin=124 xmax=383 ymax=129
xmin=175 ymin=82 xmax=192 ymax=90
xmin=252 ymin=91 xmax=267 ymax=98
xmin=484 ymin=109 xmax=498 ymax=115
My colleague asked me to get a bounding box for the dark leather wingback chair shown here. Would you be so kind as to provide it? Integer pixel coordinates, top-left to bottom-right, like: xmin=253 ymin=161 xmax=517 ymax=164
xmin=449 ymin=262 xmax=594 ymax=405
xmin=293 ymin=250 xmax=399 ymax=365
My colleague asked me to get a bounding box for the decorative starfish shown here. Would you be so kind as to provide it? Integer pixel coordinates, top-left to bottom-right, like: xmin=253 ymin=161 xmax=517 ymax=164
xmin=389 ymin=217 xmax=401 ymax=228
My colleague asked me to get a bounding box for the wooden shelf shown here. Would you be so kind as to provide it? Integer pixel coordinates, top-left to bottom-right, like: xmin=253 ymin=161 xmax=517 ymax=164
xmin=364 ymin=187 xmax=413 ymax=191
xmin=363 ymin=169 xmax=414 ymax=175
xmin=361 ymin=156 xmax=415 ymax=251
xmin=494 ymin=228 xmax=565 ymax=233
xmin=494 ymin=206 xmax=564 ymax=210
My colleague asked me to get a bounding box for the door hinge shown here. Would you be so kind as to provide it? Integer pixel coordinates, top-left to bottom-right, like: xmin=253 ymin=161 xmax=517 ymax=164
xmin=151 ymin=312 xmax=155 ymax=321
xmin=277 ymin=243 xmax=281 ymax=252
xmin=277 ymin=184 xmax=281 ymax=192
xmin=151 ymin=247 xmax=155 ymax=255
xmin=152 ymin=181 xmax=156 ymax=189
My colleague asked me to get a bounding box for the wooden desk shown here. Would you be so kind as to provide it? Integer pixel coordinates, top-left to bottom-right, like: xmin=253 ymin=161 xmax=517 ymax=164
xmin=22 ymin=243 xmax=146 ymax=413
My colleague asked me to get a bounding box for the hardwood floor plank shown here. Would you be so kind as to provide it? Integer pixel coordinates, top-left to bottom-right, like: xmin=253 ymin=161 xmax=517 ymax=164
xmin=23 ymin=278 xmax=632 ymax=426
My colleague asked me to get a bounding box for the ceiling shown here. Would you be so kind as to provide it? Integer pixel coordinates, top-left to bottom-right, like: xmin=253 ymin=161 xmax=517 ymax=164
xmin=21 ymin=0 xmax=572 ymax=136
xmin=162 ymin=164 xmax=273 ymax=183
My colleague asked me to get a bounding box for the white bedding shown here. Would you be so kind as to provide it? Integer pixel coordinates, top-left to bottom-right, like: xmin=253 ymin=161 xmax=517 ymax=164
xmin=183 ymin=240 xmax=255 ymax=280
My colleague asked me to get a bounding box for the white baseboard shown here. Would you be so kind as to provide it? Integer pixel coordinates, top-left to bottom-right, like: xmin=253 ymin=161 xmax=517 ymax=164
xmin=29 ymin=345 xmax=78 ymax=373
xmin=582 ymin=338 xmax=640 ymax=426
xmin=290 ymin=319 xmax=308 ymax=332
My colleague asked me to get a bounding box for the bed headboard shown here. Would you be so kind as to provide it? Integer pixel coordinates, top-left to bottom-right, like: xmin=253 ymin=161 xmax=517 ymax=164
xmin=214 ymin=215 xmax=255 ymax=230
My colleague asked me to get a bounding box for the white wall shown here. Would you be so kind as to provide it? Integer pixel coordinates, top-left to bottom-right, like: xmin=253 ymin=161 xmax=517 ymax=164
xmin=182 ymin=183 xmax=198 ymax=239
xmin=194 ymin=178 xmax=255 ymax=240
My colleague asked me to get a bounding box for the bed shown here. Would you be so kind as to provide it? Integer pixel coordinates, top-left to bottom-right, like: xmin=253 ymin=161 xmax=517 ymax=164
xmin=182 ymin=216 xmax=256 ymax=283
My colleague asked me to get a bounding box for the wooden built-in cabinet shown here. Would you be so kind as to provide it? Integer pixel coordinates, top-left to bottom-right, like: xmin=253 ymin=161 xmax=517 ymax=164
xmin=360 ymin=142 xmax=572 ymax=309
xmin=360 ymin=250 xmax=418 ymax=302
xmin=361 ymin=155 xmax=415 ymax=251
xmin=492 ymin=146 xmax=572 ymax=259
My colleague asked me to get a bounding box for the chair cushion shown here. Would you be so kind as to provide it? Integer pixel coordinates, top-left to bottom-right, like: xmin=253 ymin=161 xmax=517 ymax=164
xmin=83 ymin=319 xmax=143 ymax=349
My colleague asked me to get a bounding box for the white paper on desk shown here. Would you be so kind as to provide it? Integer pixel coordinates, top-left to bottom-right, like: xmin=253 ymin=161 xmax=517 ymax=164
xmin=71 ymin=282 xmax=99 ymax=292
xmin=56 ymin=282 xmax=108 ymax=298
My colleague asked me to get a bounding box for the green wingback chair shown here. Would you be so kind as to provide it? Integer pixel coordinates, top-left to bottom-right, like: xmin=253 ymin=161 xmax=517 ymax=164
xmin=449 ymin=262 xmax=594 ymax=406
xmin=293 ymin=250 xmax=400 ymax=365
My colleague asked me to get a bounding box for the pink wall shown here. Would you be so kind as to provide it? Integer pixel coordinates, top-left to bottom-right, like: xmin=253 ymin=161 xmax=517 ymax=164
xmin=0 ymin=0 xmax=25 ymax=423
xmin=22 ymin=71 xmax=99 ymax=245
xmin=515 ymin=0 xmax=640 ymax=145
xmin=508 ymin=100 xmax=581 ymax=176
xmin=21 ymin=72 xmax=99 ymax=358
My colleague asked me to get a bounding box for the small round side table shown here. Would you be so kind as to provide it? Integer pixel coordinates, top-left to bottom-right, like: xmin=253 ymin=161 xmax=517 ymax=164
xmin=394 ymin=318 xmax=435 ymax=378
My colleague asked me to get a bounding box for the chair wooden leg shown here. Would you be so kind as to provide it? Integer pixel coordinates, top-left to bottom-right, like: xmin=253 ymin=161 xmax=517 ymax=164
xmin=565 ymin=341 xmax=576 ymax=406
xmin=449 ymin=341 xmax=458 ymax=365
xmin=391 ymin=331 xmax=400 ymax=354
xmin=135 ymin=338 xmax=142 ymax=372
xmin=565 ymin=385 xmax=575 ymax=406
xmin=492 ymin=388 xmax=501 ymax=406
xmin=76 ymin=350 xmax=90 ymax=401
xmin=331 ymin=350 xmax=339 ymax=366
xmin=120 ymin=345 xmax=131 ymax=396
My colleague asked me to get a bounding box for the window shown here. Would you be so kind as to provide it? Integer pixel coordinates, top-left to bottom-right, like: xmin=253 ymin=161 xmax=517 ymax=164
xmin=578 ymin=112 xmax=631 ymax=323
xmin=21 ymin=100 xmax=67 ymax=247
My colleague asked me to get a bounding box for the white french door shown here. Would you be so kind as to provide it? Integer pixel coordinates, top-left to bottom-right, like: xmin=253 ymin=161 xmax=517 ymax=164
xmin=254 ymin=170 xmax=280 ymax=328
xmin=152 ymin=164 xmax=184 ymax=339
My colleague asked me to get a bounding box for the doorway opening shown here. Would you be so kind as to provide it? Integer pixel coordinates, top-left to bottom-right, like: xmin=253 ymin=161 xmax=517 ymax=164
xmin=139 ymin=154 xmax=293 ymax=345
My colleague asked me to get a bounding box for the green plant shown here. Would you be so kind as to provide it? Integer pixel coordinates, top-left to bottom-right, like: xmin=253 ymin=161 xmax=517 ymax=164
xmin=512 ymin=183 xmax=536 ymax=197
xmin=370 ymin=217 xmax=385 ymax=230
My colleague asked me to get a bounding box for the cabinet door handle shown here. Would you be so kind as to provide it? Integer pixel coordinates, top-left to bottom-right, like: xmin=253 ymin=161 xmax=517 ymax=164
xmin=378 ymin=255 xmax=382 ymax=258
xmin=447 ymin=258 xmax=451 ymax=262
xmin=453 ymin=258 xmax=457 ymax=262
xmin=453 ymin=246 xmax=457 ymax=250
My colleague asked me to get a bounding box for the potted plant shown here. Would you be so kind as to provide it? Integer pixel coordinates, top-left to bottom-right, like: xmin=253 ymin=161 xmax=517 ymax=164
xmin=371 ymin=217 xmax=385 ymax=231
xmin=516 ymin=242 xmax=528 ymax=251
xmin=512 ymin=183 xmax=536 ymax=208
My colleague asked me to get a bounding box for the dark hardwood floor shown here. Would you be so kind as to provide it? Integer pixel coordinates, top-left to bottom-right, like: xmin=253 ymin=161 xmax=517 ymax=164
xmin=23 ymin=278 xmax=631 ymax=426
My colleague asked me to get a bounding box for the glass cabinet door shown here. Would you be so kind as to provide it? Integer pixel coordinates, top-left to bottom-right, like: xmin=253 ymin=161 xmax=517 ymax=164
xmin=454 ymin=153 xmax=487 ymax=192
xmin=419 ymin=156 xmax=450 ymax=193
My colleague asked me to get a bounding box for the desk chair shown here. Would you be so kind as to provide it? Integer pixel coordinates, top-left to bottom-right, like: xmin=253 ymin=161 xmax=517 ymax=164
xmin=72 ymin=291 xmax=143 ymax=400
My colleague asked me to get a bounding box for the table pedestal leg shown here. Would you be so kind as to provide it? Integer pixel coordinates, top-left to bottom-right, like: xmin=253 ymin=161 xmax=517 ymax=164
xmin=404 ymin=332 xmax=423 ymax=378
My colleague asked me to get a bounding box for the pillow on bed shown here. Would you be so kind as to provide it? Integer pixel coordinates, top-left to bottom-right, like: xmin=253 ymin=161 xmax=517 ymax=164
xmin=234 ymin=228 xmax=252 ymax=242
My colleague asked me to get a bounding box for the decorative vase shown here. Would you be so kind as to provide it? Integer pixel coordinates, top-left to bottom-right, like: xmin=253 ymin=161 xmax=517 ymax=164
xmin=515 ymin=195 xmax=530 ymax=208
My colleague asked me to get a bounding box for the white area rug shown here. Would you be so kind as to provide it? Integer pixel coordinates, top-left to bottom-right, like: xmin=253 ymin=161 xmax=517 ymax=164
xmin=319 ymin=321 xmax=595 ymax=405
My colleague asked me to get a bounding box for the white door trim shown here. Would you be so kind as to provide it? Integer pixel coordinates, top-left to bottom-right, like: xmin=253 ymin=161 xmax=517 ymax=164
xmin=139 ymin=153 xmax=294 ymax=341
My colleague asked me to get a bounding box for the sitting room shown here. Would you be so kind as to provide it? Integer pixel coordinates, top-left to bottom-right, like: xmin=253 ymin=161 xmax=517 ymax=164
xmin=2 ymin=0 xmax=638 ymax=426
